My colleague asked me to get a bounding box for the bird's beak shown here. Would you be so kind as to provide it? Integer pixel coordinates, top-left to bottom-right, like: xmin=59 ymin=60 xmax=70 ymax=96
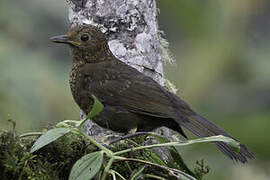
xmin=50 ymin=35 xmax=70 ymax=44
xmin=50 ymin=35 xmax=81 ymax=46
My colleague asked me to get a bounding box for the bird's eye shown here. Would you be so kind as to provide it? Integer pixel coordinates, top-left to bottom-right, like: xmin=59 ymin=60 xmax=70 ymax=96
xmin=80 ymin=34 xmax=89 ymax=42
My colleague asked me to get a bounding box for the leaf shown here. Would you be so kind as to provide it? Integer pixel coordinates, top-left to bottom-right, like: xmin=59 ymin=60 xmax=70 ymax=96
xmin=130 ymin=166 xmax=145 ymax=180
xmin=175 ymin=171 xmax=197 ymax=180
xmin=150 ymin=134 xmax=240 ymax=152
xmin=30 ymin=128 xmax=70 ymax=153
xmin=69 ymin=151 xmax=104 ymax=180
xmin=169 ymin=148 xmax=195 ymax=175
xmin=127 ymin=139 xmax=167 ymax=166
xmin=145 ymin=150 xmax=167 ymax=166
xmin=77 ymin=95 xmax=104 ymax=127
xmin=87 ymin=95 xmax=104 ymax=119
xmin=151 ymin=134 xmax=196 ymax=177
xmin=184 ymin=135 xmax=240 ymax=153
xmin=115 ymin=135 xmax=240 ymax=157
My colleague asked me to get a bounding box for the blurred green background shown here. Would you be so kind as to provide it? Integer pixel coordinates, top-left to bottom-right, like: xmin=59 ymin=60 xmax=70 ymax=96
xmin=0 ymin=0 xmax=269 ymax=179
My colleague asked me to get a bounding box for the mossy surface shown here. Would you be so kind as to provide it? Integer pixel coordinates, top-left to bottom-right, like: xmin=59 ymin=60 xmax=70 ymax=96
xmin=0 ymin=131 xmax=97 ymax=180
xmin=0 ymin=130 xmax=208 ymax=179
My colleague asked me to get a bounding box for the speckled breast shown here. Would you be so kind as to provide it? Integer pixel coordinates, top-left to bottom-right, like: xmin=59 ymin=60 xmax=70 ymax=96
xmin=69 ymin=61 xmax=93 ymax=113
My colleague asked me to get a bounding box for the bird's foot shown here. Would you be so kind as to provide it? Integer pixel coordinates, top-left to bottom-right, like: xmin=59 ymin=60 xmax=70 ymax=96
xmin=101 ymin=134 xmax=123 ymax=146
xmin=108 ymin=132 xmax=152 ymax=145
xmin=128 ymin=127 xmax=137 ymax=134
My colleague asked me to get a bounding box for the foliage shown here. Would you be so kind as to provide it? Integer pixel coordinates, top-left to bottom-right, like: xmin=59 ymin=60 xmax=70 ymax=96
xmin=0 ymin=1 xmax=269 ymax=179
xmin=0 ymin=130 xmax=96 ymax=180
xmin=0 ymin=97 xmax=240 ymax=180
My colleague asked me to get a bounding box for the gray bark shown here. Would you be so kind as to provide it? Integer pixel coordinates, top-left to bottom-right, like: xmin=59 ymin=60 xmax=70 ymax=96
xmin=66 ymin=0 xmax=173 ymax=140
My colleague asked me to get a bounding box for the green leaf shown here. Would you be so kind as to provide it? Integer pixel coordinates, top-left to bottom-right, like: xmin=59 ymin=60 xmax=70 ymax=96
xmin=87 ymin=95 xmax=104 ymax=119
xmin=30 ymin=128 xmax=70 ymax=153
xmin=69 ymin=151 xmax=104 ymax=180
xmin=130 ymin=166 xmax=145 ymax=180
xmin=150 ymin=134 xmax=240 ymax=152
xmin=127 ymin=139 xmax=167 ymax=166
xmin=77 ymin=95 xmax=104 ymax=128
xmin=176 ymin=172 xmax=197 ymax=180
xmin=183 ymin=135 xmax=240 ymax=152
xmin=145 ymin=150 xmax=167 ymax=166
xmin=169 ymin=149 xmax=196 ymax=177
xmin=151 ymin=134 xmax=196 ymax=177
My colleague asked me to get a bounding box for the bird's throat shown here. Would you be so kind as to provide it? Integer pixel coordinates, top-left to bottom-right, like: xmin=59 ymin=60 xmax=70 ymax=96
xmin=69 ymin=44 xmax=114 ymax=64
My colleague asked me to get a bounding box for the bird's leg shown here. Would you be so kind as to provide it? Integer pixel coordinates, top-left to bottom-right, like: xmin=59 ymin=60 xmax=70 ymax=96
xmin=128 ymin=127 xmax=137 ymax=134
xmin=101 ymin=134 xmax=121 ymax=143
xmin=108 ymin=131 xmax=152 ymax=145
xmin=103 ymin=128 xmax=138 ymax=145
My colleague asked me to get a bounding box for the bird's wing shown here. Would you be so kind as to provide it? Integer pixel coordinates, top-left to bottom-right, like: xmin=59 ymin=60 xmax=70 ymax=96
xmin=80 ymin=60 xmax=254 ymax=163
xmin=80 ymin=60 xmax=181 ymax=120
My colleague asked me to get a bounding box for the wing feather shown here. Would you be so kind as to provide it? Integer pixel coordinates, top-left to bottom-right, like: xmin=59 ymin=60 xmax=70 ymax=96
xmin=80 ymin=61 xmax=179 ymax=120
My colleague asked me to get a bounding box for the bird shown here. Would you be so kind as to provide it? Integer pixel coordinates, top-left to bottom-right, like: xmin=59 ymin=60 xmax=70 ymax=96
xmin=50 ymin=24 xmax=254 ymax=163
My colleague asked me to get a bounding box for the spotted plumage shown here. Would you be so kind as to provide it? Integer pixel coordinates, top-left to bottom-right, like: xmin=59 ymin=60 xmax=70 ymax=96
xmin=51 ymin=25 xmax=254 ymax=163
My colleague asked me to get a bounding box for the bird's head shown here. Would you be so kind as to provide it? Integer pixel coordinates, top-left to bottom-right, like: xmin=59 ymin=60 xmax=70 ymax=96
xmin=50 ymin=25 xmax=111 ymax=62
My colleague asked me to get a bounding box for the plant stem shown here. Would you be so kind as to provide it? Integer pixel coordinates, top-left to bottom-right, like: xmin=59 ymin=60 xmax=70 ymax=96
xmin=114 ymin=142 xmax=179 ymax=155
xmin=145 ymin=174 xmax=166 ymax=180
xmin=78 ymin=117 xmax=89 ymax=129
xmin=114 ymin=135 xmax=239 ymax=156
xmin=101 ymin=157 xmax=115 ymax=180
xmin=19 ymin=132 xmax=43 ymax=138
xmin=109 ymin=170 xmax=116 ymax=180
xmin=111 ymin=170 xmax=126 ymax=180
xmin=73 ymin=128 xmax=113 ymax=156
xmin=115 ymin=157 xmax=197 ymax=180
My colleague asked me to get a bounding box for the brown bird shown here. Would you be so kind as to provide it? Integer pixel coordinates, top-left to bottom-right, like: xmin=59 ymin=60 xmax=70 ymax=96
xmin=50 ymin=25 xmax=254 ymax=163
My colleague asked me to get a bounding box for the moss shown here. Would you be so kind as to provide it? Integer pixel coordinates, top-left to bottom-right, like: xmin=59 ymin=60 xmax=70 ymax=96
xmin=0 ymin=130 xmax=209 ymax=179
xmin=0 ymin=131 xmax=97 ymax=180
xmin=0 ymin=131 xmax=55 ymax=180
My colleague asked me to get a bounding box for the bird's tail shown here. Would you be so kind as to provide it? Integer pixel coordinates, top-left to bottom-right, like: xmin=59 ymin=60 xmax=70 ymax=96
xmin=179 ymin=113 xmax=254 ymax=163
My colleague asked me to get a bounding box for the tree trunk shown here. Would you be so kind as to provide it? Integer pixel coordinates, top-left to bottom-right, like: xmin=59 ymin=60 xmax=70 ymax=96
xmin=66 ymin=0 xmax=173 ymax=140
